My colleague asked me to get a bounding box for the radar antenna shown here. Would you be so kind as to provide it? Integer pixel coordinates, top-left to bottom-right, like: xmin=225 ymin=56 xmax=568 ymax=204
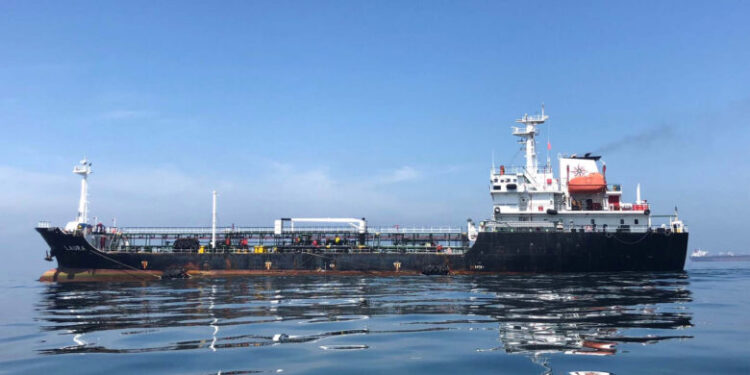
xmin=512 ymin=105 xmax=549 ymax=177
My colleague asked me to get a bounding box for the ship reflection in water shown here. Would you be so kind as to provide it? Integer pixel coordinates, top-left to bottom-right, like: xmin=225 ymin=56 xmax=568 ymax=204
xmin=36 ymin=273 xmax=692 ymax=374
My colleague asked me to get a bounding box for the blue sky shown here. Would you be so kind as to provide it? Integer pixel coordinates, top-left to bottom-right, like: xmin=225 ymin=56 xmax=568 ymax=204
xmin=2 ymin=1 xmax=749 ymax=277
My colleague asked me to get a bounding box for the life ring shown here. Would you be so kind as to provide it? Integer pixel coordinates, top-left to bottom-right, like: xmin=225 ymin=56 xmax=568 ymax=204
xmin=644 ymin=209 xmax=651 ymax=215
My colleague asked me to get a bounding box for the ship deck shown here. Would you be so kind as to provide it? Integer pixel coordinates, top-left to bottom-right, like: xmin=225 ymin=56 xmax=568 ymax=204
xmin=93 ymin=226 xmax=472 ymax=255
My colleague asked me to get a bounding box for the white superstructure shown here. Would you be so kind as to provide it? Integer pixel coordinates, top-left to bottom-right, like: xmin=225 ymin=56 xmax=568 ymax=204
xmin=483 ymin=107 xmax=684 ymax=233
xmin=64 ymin=158 xmax=93 ymax=232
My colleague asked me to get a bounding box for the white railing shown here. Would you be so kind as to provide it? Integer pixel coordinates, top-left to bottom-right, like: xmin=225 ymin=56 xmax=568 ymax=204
xmin=375 ymin=226 xmax=464 ymax=234
xmin=497 ymin=165 xmax=553 ymax=176
xmin=266 ymin=226 xmax=463 ymax=234
xmin=483 ymin=221 xmax=687 ymax=234
xmin=121 ymin=227 xmax=271 ymax=234
xmin=485 ymin=221 xmax=555 ymax=229
xmin=119 ymin=225 xmax=465 ymax=235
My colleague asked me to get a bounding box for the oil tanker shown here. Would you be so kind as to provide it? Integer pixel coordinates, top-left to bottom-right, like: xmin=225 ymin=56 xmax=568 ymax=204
xmin=36 ymin=107 xmax=688 ymax=281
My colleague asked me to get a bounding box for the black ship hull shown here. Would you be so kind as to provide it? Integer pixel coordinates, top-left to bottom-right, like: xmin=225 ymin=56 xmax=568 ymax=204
xmin=468 ymin=231 xmax=688 ymax=272
xmin=37 ymin=227 xmax=688 ymax=277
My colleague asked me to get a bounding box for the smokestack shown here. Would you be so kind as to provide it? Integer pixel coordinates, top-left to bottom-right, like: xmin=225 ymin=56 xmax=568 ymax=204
xmin=636 ymin=184 xmax=641 ymax=204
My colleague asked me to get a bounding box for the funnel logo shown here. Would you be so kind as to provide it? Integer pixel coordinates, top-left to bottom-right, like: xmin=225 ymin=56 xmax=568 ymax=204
xmin=573 ymin=165 xmax=588 ymax=177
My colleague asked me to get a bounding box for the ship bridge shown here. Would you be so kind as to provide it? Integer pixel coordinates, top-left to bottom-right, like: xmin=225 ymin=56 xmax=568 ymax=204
xmin=487 ymin=106 xmax=686 ymax=234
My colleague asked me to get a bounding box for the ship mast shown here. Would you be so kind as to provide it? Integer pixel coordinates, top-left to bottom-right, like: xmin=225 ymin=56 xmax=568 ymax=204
xmin=211 ymin=190 xmax=217 ymax=249
xmin=512 ymin=105 xmax=548 ymax=178
xmin=73 ymin=158 xmax=92 ymax=224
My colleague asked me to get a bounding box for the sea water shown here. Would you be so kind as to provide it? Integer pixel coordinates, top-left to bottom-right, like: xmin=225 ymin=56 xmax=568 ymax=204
xmin=1 ymin=265 xmax=749 ymax=375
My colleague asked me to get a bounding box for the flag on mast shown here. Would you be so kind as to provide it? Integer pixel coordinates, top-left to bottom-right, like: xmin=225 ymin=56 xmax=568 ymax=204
xmin=547 ymin=141 xmax=551 ymax=150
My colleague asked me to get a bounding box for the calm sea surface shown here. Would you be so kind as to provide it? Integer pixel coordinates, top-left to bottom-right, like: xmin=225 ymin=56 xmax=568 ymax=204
xmin=1 ymin=266 xmax=749 ymax=374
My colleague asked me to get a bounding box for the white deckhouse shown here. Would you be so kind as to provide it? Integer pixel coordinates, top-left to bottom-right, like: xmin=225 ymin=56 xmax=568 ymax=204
xmin=480 ymin=107 xmax=684 ymax=234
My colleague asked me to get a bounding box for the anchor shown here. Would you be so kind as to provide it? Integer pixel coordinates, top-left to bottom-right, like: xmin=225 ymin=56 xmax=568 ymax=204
xmin=44 ymin=251 xmax=53 ymax=262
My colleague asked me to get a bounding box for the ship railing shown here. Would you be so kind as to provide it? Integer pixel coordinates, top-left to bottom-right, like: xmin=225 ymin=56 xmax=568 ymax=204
xmin=121 ymin=227 xmax=273 ymax=234
xmin=374 ymin=226 xmax=464 ymax=234
xmin=119 ymin=226 xmax=465 ymax=235
xmin=108 ymin=245 xmax=469 ymax=255
xmin=268 ymin=226 xmax=464 ymax=234
xmin=498 ymin=165 xmax=553 ymax=176
xmin=565 ymin=224 xmax=687 ymax=234
xmin=484 ymin=221 xmax=686 ymax=234
xmin=485 ymin=221 xmax=555 ymax=229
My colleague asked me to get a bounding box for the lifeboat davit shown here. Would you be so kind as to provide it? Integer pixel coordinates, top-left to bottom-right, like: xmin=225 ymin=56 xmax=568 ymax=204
xmin=568 ymin=173 xmax=606 ymax=194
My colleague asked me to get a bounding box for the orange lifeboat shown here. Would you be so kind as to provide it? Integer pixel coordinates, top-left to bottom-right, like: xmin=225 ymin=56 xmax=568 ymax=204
xmin=568 ymin=173 xmax=606 ymax=194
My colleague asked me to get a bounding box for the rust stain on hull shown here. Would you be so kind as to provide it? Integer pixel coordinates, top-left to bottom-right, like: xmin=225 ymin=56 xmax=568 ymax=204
xmin=40 ymin=268 xmax=479 ymax=282
xmin=38 ymin=268 xmax=162 ymax=283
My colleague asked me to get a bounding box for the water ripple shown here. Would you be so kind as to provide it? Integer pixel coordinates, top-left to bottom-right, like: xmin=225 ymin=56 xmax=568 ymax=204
xmin=27 ymin=273 xmax=700 ymax=374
